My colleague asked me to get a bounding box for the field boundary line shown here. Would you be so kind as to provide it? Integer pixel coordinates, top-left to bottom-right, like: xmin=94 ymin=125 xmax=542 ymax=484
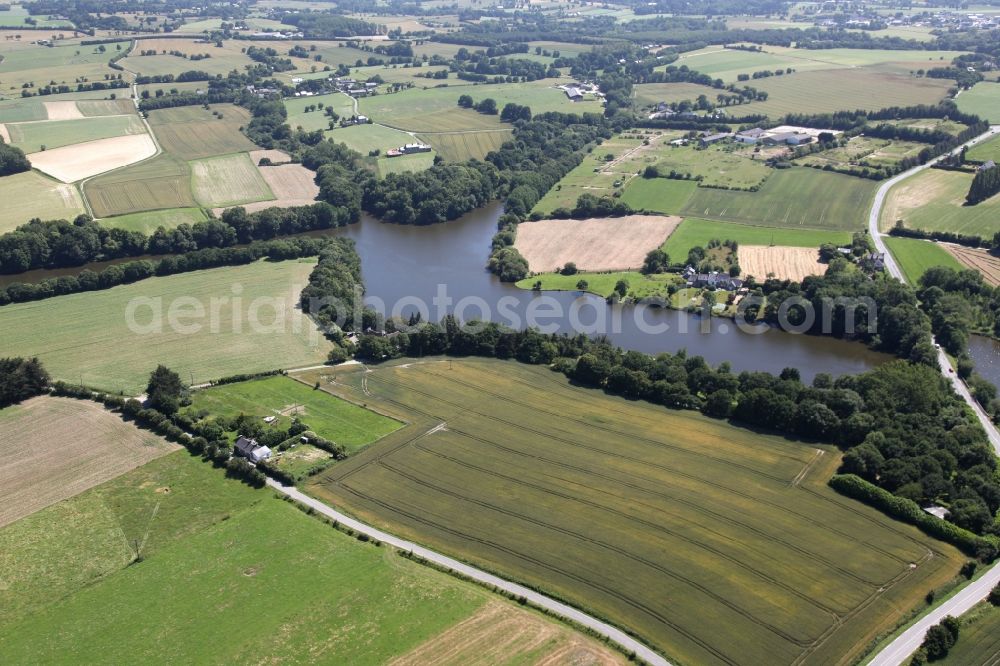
xmin=267 ymin=478 xmax=672 ymax=666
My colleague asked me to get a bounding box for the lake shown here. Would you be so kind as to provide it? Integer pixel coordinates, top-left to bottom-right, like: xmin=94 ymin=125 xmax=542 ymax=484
xmin=331 ymin=203 xmax=891 ymax=380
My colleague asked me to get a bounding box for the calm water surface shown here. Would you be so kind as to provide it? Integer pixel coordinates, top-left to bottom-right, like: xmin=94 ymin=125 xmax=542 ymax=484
xmin=970 ymin=335 xmax=1000 ymax=389
xmin=3 ymin=203 xmax=892 ymax=380
xmin=332 ymin=204 xmax=890 ymax=380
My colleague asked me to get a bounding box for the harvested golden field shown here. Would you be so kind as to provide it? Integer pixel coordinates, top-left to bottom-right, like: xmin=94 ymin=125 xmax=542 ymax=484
xmin=387 ymin=601 xmax=624 ymax=666
xmin=249 ymin=148 xmax=292 ymax=164
xmin=514 ymin=215 xmax=683 ymax=273
xmin=0 ymin=397 xmax=179 ymax=528
xmin=739 ymin=245 xmax=827 ymax=281
xmin=28 ymin=134 xmax=157 ymax=183
xmin=942 ymin=244 xmax=1000 ymax=287
xmin=256 ymin=162 xmax=319 ymax=205
xmin=42 ymin=100 xmax=84 ymax=120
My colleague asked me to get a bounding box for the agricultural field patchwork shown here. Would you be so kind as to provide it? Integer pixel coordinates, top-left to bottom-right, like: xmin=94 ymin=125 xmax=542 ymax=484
xmin=415 ymin=129 xmax=512 ymax=162
xmin=681 ymin=168 xmax=877 ymax=231
xmin=0 ymin=397 xmax=178 ymax=529
xmin=0 ymin=492 xmax=620 ymax=665
xmin=531 ymin=131 xmax=684 ymax=214
xmin=86 ymin=153 xmax=197 ymax=218
xmin=514 ymin=215 xmax=682 ymax=273
xmin=662 ymin=218 xmax=851 ymax=264
xmin=190 ymin=152 xmax=275 ymax=208
xmin=0 ymin=259 xmax=331 ymax=393
xmin=942 ymin=244 xmax=1000 ymax=287
xmin=4 ymin=114 xmax=145 ymax=152
xmin=738 ymin=245 xmax=826 ymax=282
xmin=0 ymin=170 xmax=84 ymax=232
xmin=652 ymin=144 xmax=771 ymax=189
xmin=738 ymin=69 xmax=953 ymax=117
xmin=0 ymin=421 xmax=622 ymax=665
xmin=883 ymin=236 xmax=963 ymax=284
xmin=376 ymin=151 xmax=436 ymax=177
xmin=880 ymin=168 xmax=1000 ymax=238
xmin=188 ymin=375 xmax=402 ymax=453
xmin=148 ymin=104 xmax=258 ymax=161
xmin=956 ymin=82 xmax=1000 ymax=122
xmin=966 ymin=132 xmax=1000 ymax=165
xmin=621 ymin=177 xmax=698 ymax=214
xmin=304 ymin=359 xmax=963 ymax=666
xmin=0 ymin=451 xmax=260 ymax=631
xmin=28 ymin=134 xmax=158 ymax=183
xmin=325 ymin=122 xmax=415 ymax=155
xmin=284 ymin=92 xmax=355 ymax=131
xmin=231 ymin=161 xmax=320 ymax=214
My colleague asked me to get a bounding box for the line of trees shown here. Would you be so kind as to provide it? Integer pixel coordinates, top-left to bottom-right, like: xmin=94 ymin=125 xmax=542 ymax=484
xmin=0 ymin=235 xmax=337 ymax=306
xmin=347 ymin=314 xmax=1000 ymax=544
xmin=0 ymin=203 xmax=351 ymax=275
xmin=967 ymin=165 xmax=1000 ymax=205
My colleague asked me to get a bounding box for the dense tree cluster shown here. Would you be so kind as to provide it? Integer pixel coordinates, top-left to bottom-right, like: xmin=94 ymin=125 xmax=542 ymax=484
xmin=0 ymin=357 xmax=49 ymax=408
xmin=298 ymin=238 xmax=365 ymax=336
xmin=967 ymin=164 xmax=1000 ymax=205
xmin=0 ymin=139 xmax=30 ymax=176
xmin=753 ymin=258 xmax=936 ymax=361
xmin=362 ymin=162 xmax=500 ymax=225
xmin=244 ymin=46 xmax=295 ymax=73
xmin=279 ymin=12 xmax=382 ymax=38
xmin=911 ymin=616 xmax=961 ymax=664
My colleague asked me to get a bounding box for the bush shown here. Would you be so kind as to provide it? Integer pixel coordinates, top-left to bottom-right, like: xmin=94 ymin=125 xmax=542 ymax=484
xmin=829 ymin=474 xmax=999 ymax=559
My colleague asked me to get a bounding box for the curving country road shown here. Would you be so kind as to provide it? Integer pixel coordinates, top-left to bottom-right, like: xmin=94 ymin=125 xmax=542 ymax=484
xmin=865 ymin=124 xmax=1000 ymax=666
xmin=266 ymin=476 xmax=672 ymax=666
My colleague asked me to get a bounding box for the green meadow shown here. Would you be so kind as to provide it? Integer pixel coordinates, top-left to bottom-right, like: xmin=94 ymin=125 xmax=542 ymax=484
xmin=189 ymin=375 xmax=402 ymax=453
xmin=884 ymin=236 xmax=963 ymax=284
xmin=662 ymin=218 xmax=852 ymax=262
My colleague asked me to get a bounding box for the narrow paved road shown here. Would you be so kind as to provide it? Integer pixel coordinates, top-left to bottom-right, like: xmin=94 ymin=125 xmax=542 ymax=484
xmin=865 ymin=125 xmax=1000 ymax=666
xmin=266 ymin=477 xmax=672 ymax=666
xmin=867 ymin=564 xmax=1000 ymax=666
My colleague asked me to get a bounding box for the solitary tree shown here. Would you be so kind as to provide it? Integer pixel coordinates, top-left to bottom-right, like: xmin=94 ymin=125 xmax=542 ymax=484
xmin=145 ymin=365 xmax=184 ymax=414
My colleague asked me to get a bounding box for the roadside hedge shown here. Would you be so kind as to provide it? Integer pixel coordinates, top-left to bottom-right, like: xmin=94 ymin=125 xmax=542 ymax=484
xmin=829 ymin=474 xmax=999 ymax=560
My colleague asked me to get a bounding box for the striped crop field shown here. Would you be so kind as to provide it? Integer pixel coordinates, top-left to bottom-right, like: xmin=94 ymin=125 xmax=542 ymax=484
xmin=301 ymin=358 xmax=963 ymax=666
